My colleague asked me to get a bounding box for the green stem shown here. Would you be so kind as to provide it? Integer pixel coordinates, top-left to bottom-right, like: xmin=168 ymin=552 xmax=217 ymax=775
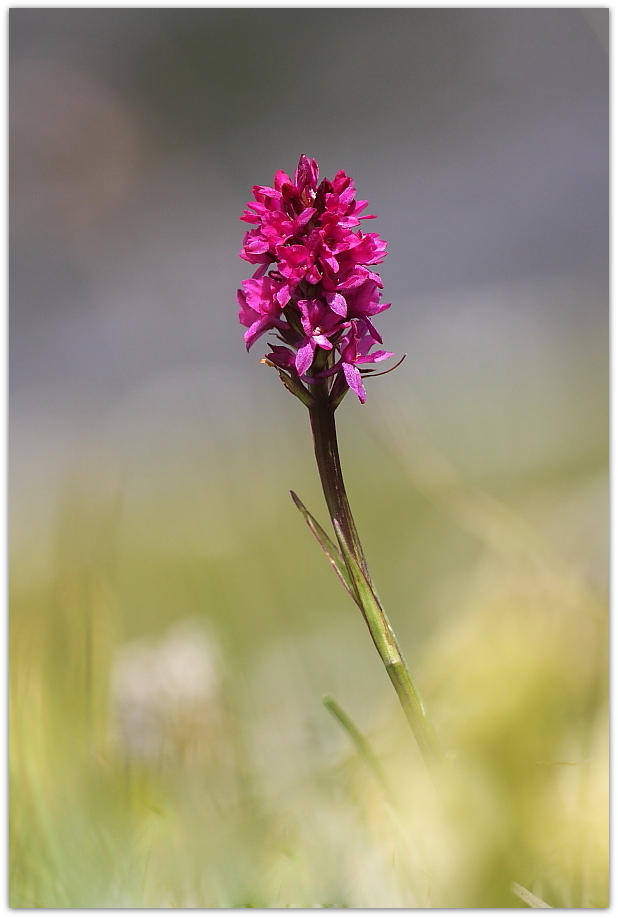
xmin=308 ymin=397 xmax=369 ymax=578
xmin=308 ymin=395 xmax=443 ymax=769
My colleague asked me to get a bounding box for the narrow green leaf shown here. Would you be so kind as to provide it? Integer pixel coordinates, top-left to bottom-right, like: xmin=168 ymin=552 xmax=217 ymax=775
xmin=332 ymin=519 xmax=397 ymax=662
xmin=323 ymin=695 xmax=394 ymax=801
xmin=510 ymin=883 xmax=552 ymax=908
xmin=290 ymin=491 xmax=355 ymax=598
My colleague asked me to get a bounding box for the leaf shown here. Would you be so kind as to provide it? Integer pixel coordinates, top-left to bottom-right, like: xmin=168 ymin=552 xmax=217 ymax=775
xmin=510 ymin=882 xmax=552 ymax=908
xmin=332 ymin=519 xmax=397 ymax=662
xmin=323 ymin=694 xmax=393 ymax=801
xmin=290 ymin=491 xmax=355 ymax=599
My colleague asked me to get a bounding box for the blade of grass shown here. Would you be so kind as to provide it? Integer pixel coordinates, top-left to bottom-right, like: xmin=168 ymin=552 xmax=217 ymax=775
xmin=323 ymin=695 xmax=393 ymax=801
xmin=290 ymin=491 xmax=355 ymax=599
xmin=511 ymin=882 xmax=552 ymax=908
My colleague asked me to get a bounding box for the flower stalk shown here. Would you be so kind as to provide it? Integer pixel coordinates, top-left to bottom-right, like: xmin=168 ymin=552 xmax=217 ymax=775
xmin=308 ymin=390 xmax=368 ymax=577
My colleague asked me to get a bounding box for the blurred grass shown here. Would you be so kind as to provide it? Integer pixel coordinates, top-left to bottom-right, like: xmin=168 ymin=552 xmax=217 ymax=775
xmin=9 ymin=395 xmax=608 ymax=907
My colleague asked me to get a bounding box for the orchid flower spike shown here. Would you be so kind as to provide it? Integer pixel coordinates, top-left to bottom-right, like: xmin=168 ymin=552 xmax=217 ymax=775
xmin=237 ymin=155 xmax=394 ymax=406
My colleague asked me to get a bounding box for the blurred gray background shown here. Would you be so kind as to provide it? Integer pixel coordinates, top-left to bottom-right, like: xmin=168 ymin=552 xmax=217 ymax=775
xmin=10 ymin=8 xmax=608 ymax=576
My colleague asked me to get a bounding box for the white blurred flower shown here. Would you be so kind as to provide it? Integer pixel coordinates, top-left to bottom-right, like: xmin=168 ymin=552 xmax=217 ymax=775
xmin=110 ymin=618 xmax=222 ymax=764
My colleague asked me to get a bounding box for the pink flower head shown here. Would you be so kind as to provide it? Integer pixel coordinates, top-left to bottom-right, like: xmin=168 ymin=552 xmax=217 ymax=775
xmin=237 ymin=155 xmax=394 ymax=403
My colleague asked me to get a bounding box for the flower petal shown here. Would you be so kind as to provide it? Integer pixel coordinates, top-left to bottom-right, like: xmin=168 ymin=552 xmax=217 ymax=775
xmin=343 ymin=363 xmax=367 ymax=403
xmin=295 ymin=340 xmax=315 ymax=375
xmin=326 ymin=292 xmax=347 ymax=317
